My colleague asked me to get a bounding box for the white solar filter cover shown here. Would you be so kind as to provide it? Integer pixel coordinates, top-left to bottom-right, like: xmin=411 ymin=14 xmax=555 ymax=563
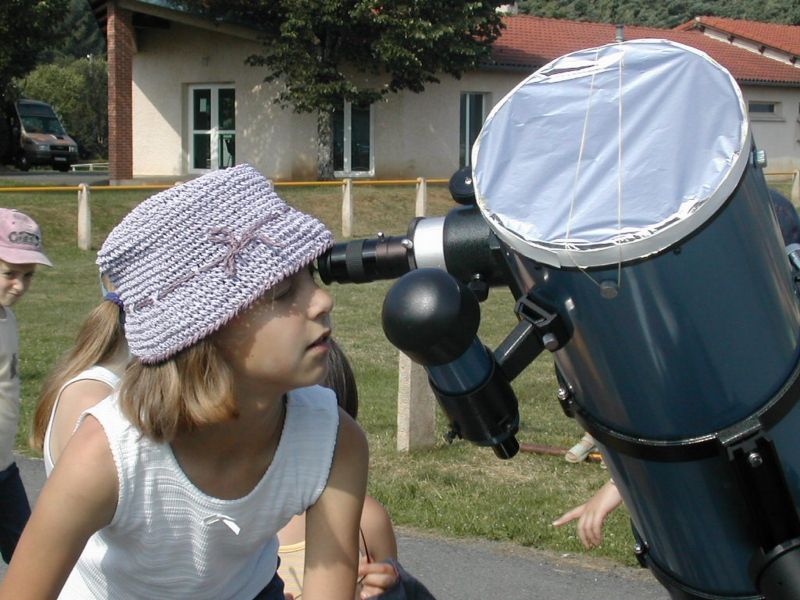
xmin=472 ymin=39 xmax=749 ymax=268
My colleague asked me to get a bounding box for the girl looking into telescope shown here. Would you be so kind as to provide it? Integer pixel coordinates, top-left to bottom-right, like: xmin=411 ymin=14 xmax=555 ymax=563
xmin=0 ymin=164 xmax=368 ymax=600
xmin=28 ymin=291 xmax=428 ymax=598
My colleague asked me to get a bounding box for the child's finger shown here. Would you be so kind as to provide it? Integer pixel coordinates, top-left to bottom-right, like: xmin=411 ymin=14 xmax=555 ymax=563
xmin=552 ymin=504 xmax=584 ymax=527
xmin=358 ymin=561 xmax=399 ymax=597
xmin=358 ymin=560 xmax=398 ymax=580
xmin=578 ymin=511 xmax=603 ymax=548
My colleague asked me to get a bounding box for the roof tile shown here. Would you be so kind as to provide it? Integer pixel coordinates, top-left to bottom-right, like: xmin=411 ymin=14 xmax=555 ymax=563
xmin=676 ymin=15 xmax=800 ymax=57
xmin=491 ymin=15 xmax=800 ymax=86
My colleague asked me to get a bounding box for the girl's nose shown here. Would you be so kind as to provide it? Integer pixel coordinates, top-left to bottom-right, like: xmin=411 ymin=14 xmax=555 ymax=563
xmin=309 ymin=283 xmax=334 ymax=319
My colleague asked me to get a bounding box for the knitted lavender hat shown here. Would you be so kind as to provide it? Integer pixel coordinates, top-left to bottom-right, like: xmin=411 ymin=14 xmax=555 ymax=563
xmin=96 ymin=164 xmax=334 ymax=363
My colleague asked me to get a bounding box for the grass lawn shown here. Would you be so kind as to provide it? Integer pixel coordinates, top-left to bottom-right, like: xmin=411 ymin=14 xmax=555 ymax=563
xmin=1 ymin=176 xmax=796 ymax=568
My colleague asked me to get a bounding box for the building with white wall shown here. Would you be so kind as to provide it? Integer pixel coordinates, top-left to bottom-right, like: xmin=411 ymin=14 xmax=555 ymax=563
xmin=93 ymin=3 xmax=800 ymax=182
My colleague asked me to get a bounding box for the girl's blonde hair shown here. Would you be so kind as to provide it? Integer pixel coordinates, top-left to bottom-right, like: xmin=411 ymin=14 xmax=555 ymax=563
xmin=118 ymin=337 xmax=237 ymax=442
xmin=31 ymin=300 xmax=125 ymax=451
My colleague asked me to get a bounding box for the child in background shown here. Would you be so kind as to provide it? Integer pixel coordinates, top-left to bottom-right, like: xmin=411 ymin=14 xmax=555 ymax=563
xmin=0 ymin=208 xmax=52 ymax=564
xmin=30 ymin=277 xmax=127 ymax=474
xmin=564 ymin=432 xmax=596 ymax=463
xmin=0 ymin=164 xmax=368 ymax=600
xmin=278 ymin=337 xmax=399 ymax=599
xmin=279 ymin=338 xmax=436 ymax=600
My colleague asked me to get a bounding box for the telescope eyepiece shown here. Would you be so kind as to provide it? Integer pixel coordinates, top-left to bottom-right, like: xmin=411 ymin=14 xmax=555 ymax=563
xmin=318 ymin=235 xmax=414 ymax=284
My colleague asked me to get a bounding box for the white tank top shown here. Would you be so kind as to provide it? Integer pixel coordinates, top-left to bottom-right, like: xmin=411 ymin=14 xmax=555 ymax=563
xmin=43 ymin=365 xmax=120 ymax=476
xmin=58 ymin=385 xmax=340 ymax=600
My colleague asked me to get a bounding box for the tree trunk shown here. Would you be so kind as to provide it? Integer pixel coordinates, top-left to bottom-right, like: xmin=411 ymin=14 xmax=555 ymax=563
xmin=317 ymin=109 xmax=334 ymax=180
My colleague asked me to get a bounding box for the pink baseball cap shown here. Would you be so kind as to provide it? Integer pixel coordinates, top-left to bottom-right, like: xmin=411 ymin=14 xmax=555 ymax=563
xmin=0 ymin=209 xmax=53 ymax=267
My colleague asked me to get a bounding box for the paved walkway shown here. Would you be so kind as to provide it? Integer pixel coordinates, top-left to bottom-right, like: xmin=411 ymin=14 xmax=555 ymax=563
xmin=2 ymin=455 xmax=670 ymax=599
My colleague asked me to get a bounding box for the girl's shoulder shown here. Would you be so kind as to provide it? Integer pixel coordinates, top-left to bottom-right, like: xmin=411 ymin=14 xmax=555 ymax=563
xmin=81 ymin=392 xmax=129 ymax=431
xmin=78 ymin=393 xmax=150 ymax=480
xmin=281 ymin=385 xmax=339 ymax=453
xmin=286 ymin=384 xmax=337 ymax=410
xmin=65 ymin=365 xmax=122 ymax=390
xmin=45 ymin=373 xmax=120 ymax=473
xmin=362 ymin=495 xmax=393 ymax=530
xmin=283 ymin=385 xmax=340 ymax=436
xmin=43 ymin=413 xmax=119 ymax=526
xmin=360 ymin=495 xmax=398 ymax=562
xmin=272 ymin=387 xmax=343 ymax=512
xmin=54 ymin=366 xmax=121 ymax=420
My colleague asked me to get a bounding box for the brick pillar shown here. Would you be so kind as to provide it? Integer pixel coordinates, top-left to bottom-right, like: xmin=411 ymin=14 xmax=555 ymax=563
xmin=107 ymin=2 xmax=133 ymax=182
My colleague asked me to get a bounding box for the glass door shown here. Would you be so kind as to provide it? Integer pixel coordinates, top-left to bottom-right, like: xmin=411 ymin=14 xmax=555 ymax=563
xmin=190 ymin=85 xmax=235 ymax=172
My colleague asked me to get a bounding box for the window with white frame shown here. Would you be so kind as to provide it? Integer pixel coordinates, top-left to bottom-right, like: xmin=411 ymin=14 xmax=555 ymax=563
xmin=460 ymin=92 xmax=488 ymax=168
xmin=748 ymin=101 xmax=783 ymax=121
xmin=189 ymin=85 xmax=235 ymax=172
xmin=334 ymin=100 xmax=373 ymax=177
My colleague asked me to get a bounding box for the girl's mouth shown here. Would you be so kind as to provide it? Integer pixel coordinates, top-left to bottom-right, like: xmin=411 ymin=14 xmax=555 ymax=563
xmin=308 ymin=331 xmax=331 ymax=349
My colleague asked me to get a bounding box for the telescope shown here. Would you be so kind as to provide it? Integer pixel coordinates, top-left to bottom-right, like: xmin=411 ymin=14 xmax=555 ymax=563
xmin=318 ymin=39 xmax=800 ymax=599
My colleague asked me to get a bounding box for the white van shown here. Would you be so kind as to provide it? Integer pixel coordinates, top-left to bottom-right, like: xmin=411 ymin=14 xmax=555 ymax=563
xmin=12 ymin=99 xmax=79 ymax=172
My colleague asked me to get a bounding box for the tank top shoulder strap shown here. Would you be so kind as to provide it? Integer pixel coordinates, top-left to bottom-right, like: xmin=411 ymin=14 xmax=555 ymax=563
xmin=43 ymin=366 xmax=122 ymax=475
xmin=279 ymin=386 xmax=340 ymax=510
xmin=80 ymin=394 xmax=139 ymax=526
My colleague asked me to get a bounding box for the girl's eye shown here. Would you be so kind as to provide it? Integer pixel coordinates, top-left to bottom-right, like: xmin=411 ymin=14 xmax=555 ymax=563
xmin=272 ymin=280 xmax=293 ymax=300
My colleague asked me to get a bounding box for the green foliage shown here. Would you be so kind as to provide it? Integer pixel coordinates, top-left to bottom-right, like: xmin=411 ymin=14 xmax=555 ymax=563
xmin=180 ymin=0 xmax=507 ymax=113
xmin=19 ymin=57 xmax=108 ymax=159
xmin=39 ymin=0 xmax=106 ymax=63
xmin=0 ymin=0 xmax=71 ymax=99
xmin=518 ymin=0 xmax=800 ymax=27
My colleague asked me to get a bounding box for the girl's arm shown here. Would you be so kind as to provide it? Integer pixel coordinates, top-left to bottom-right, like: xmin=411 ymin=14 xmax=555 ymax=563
xmin=360 ymin=495 xmax=397 ymax=562
xmin=0 ymin=417 xmax=118 ymax=599
xmin=357 ymin=495 xmax=399 ymax=598
xmin=302 ymin=409 xmax=368 ymax=600
xmin=48 ymin=380 xmax=115 ymax=464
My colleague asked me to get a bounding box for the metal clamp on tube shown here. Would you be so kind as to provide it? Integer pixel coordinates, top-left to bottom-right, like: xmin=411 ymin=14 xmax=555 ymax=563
xmin=786 ymin=244 xmax=800 ymax=295
xmin=381 ymin=268 xmax=520 ymax=459
xmin=722 ymin=431 xmax=800 ymax=599
xmin=515 ymin=293 xmax=571 ymax=353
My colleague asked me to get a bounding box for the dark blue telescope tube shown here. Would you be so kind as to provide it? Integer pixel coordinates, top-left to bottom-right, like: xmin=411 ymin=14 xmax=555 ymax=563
xmin=426 ymin=338 xmax=493 ymax=394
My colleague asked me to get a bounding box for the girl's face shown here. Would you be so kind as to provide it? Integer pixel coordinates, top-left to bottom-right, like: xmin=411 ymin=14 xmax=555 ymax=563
xmin=215 ymin=267 xmax=334 ymax=395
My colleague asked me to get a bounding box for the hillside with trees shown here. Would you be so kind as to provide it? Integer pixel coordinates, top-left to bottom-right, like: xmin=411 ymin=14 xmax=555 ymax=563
xmin=518 ymin=0 xmax=800 ymax=27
